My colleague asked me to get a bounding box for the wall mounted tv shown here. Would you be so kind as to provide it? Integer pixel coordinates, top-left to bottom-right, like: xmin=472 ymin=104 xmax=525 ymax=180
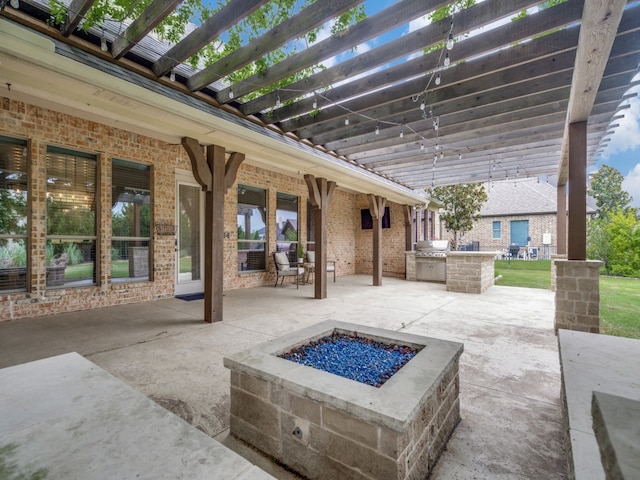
xmin=361 ymin=207 xmax=390 ymax=229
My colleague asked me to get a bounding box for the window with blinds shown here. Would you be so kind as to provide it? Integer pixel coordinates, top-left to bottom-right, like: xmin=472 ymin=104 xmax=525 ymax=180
xmin=237 ymin=184 xmax=266 ymax=271
xmin=46 ymin=146 xmax=97 ymax=288
xmin=0 ymin=135 xmax=28 ymax=292
xmin=112 ymin=159 xmax=152 ymax=282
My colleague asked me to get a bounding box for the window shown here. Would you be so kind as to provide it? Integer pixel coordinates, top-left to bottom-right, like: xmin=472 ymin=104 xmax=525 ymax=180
xmin=46 ymin=146 xmax=97 ymax=287
xmin=237 ymin=185 xmax=266 ymax=271
xmin=492 ymin=221 xmax=502 ymax=239
xmin=276 ymin=192 xmax=299 ymax=262
xmin=0 ymin=136 xmax=28 ymax=292
xmin=111 ymin=159 xmax=152 ymax=282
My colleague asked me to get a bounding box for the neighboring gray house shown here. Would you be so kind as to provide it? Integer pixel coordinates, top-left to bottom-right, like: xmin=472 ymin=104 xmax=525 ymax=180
xmin=448 ymin=177 xmax=595 ymax=259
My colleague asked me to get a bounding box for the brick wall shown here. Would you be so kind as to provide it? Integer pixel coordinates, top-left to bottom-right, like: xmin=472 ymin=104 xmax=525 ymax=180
xmin=354 ymin=196 xmax=408 ymax=278
xmin=444 ymin=213 xmax=557 ymax=256
xmin=2 ymin=98 xmax=408 ymax=321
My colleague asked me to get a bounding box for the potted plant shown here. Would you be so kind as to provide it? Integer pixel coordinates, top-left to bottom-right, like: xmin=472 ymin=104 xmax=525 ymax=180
xmin=46 ymin=252 xmax=68 ymax=287
xmin=297 ymin=243 xmax=304 ymax=264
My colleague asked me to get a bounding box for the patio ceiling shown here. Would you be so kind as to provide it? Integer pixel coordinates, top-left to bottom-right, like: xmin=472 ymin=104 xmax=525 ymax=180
xmin=1 ymin=0 xmax=639 ymax=191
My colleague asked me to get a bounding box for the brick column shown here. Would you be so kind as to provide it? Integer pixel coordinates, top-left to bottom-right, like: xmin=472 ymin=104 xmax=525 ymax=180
xmin=550 ymin=254 xmax=567 ymax=292
xmin=554 ymin=260 xmax=602 ymax=333
xmin=405 ymin=252 xmax=416 ymax=281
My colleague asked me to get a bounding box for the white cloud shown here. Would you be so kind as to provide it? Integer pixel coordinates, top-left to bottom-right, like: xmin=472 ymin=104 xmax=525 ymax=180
xmin=622 ymin=163 xmax=640 ymax=207
xmin=602 ymin=80 xmax=640 ymax=159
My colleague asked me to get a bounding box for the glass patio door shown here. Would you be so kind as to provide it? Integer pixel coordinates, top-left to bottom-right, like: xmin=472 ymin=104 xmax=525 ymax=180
xmin=175 ymin=171 xmax=204 ymax=295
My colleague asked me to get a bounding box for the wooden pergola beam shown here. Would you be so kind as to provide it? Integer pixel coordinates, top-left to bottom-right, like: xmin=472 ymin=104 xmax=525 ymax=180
xmin=153 ymin=0 xmax=269 ymax=77
xmin=557 ymin=0 xmax=627 ymax=185
xmin=61 ymin=0 xmax=96 ymax=36
xmin=111 ymin=0 xmax=182 ymax=59
xmin=187 ymin=0 xmax=361 ymax=92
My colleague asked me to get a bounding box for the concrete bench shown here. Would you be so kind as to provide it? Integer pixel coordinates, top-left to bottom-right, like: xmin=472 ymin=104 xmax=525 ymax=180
xmin=0 ymin=352 xmax=274 ymax=480
xmin=558 ymin=330 xmax=640 ymax=479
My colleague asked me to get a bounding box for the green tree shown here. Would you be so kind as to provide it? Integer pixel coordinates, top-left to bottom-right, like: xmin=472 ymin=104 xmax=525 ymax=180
xmin=0 ymin=189 xmax=27 ymax=235
xmin=606 ymin=209 xmax=640 ymax=276
xmin=427 ymin=183 xmax=488 ymax=250
xmin=588 ymin=165 xmax=633 ymax=220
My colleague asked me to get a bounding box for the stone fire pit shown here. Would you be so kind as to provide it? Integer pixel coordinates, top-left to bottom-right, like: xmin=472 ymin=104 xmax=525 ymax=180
xmin=223 ymin=321 xmax=463 ymax=480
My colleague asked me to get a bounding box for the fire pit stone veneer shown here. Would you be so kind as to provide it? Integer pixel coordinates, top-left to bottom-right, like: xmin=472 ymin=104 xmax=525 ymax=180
xmin=223 ymin=321 xmax=463 ymax=480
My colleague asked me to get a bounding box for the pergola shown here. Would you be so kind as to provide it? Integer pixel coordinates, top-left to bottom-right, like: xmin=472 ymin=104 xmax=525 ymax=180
xmin=0 ymin=0 xmax=638 ymax=322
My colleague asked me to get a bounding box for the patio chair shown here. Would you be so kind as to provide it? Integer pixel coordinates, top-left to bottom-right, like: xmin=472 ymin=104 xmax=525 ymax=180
xmin=306 ymin=251 xmax=336 ymax=283
xmin=273 ymin=252 xmax=304 ymax=288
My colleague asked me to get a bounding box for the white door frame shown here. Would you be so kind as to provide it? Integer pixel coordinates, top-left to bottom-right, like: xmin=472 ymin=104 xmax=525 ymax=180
xmin=175 ymin=169 xmax=205 ymax=296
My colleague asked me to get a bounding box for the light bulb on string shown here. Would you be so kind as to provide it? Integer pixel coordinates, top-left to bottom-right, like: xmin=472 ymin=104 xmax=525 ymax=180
xmin=458 ymin=153 xmax=462 ymax=161
xmin=312 ymin=95 xmax=317 ymax=109
xmin=228 ymin=87 xmax=234 ymax=98
xmin=420 ymin=100 xmax=425 ymax=111
xmin=446 ymin=33 xmax=454 ymax=51
xmin=275 ymin=95 xmax=281 ymax=108
xmin=169 ymin=69 xmax=176 ymax=82
xmin=444 ymin=52 xmax=450 ymax=67
xmin=344 ymin=117 xmax=349 ymax=126
xmin=101 ymin=29 xmax=108 ymax=52
xmin=421 ymin=143 xmax=425 ymax=151
xmin=399 ymin=126 xmax=404 ymax=138
xmin=435 ymin=73 xmax=441 ymax=86
xmin=375 ymin=125 xmax=379 ymax=135
xmin=440 ymin=152 xmax=443 ymax=160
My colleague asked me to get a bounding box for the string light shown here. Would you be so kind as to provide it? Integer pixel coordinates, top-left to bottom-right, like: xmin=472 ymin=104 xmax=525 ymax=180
xmin=228 ymin=87 xmax=234 ymax=98
xmin=420 ymin=100 xmax=425 ymax=111
xmin=444 ymin=52 xmax=450 ymax=67
xmin=421 ymin=143 xmax=425 ymax=150
xmin=101 ymin=29 xmax=108 ymax=52
xmin=276 ymin=95 xmax=281 ymax=108
xmin=375 ymin=125 xmax=379 ymax=135
xmin=435 ymin=73 xmax=441 ymax=86
xmin=399 ymin=125 xmax=404 ymax=138
xmin=169 ymin=69 xmax=176 ymax=82
xmin=446 ymin=32 xmax=454 ymax=50
xmin=312 ymin=94 xmax=317 ymax=109
xmin=344 ymin=117 xmax=349 ymax=126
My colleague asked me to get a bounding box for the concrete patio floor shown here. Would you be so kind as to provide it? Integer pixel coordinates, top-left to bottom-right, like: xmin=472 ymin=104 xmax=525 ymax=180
xmin=0 ymin=275 xmax=566 ymax=479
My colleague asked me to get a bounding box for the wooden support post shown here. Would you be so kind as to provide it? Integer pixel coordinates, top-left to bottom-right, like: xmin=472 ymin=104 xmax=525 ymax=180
xmin=403 ymin=205 xmax=413 ymax=252
xmin=304 ymin=174 xmax=335 ymax=299
xmin=204 ymin=145 xmax=225 ymax=324
xmin=181 ymin=137 xmax=244 ymax=323
xmin=556 ymin=183 xmax=567 ymax=256
xmin=568 ymin=121 xmax=587 ymax=260
xmin=368 ymin=194 xmax=386 ymax=286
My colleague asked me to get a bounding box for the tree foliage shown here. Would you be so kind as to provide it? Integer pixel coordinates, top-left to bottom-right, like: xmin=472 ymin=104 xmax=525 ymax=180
xmin=588 ymin=164 xmax=633 ymax=220
xmin=588 ymin=209 xmax=640 ymax=277
xmin=426 ymin=183 xmax=487 ymax=249
xmin=48 ymin=0 xmax=365 ymax=100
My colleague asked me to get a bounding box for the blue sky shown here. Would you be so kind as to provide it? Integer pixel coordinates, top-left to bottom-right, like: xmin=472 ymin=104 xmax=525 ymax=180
xmin=594 ymin=78 xmax=640 ymax=207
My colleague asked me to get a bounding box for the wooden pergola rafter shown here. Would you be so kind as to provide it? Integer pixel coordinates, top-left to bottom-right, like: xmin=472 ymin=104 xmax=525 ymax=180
xmin=2 ymin=0 xmax=638 ymax=189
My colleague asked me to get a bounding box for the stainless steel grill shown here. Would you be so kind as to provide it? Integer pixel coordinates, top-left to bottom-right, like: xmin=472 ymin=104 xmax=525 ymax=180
xmin=414 ymin=240 xmax=448 ymax=282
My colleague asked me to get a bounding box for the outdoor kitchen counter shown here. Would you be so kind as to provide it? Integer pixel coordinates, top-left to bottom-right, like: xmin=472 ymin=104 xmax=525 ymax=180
xmin=445 ymin=251 xmax=499 ymax=294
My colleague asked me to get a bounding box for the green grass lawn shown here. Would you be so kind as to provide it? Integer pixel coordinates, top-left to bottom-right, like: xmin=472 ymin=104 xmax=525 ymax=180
xmin=599 ymin=276 xmax=640 ymax=339
xmin=494 ymin=259 xmax=639 ymax=339
xmin=494 ymin=259 xmax=552 ymax=289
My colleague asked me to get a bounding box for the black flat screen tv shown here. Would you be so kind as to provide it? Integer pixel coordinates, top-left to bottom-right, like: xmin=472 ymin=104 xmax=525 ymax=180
xmin=361 ymin=207 xmax=390 ymax=229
